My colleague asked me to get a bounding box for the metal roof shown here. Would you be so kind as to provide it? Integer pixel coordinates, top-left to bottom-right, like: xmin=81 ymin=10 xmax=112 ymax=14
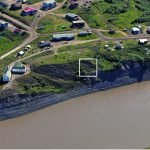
xmin=53 ymin=33 xmax=74 ymax=38
xmin=132 ymin=27 xmax=140 ymax=31
xmin=0 ymin=20 xmax=8 ymax=24
xmin=43 ymin=0 xmax=56 ymax=4
xmin=66 ymin=13 xmax=78 ymax=18
xmin=72 ymin=20 xmax=85 ymax=23
xmin=13 ymin=62 xmax=24 ymax=68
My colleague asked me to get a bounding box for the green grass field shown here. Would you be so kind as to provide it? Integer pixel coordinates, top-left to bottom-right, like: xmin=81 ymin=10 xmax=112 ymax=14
xmin=11 ymin=39 xmax=150 ymax=94
xmin=0 ymin=29 xmax=28 ymax=56
xmin=4 ymin=9 xmax=35 ymax=25
xmin=37 ymin=15 xmax=72 ymax=34
xmin=57 ymin=0 xmax=150 ymax=30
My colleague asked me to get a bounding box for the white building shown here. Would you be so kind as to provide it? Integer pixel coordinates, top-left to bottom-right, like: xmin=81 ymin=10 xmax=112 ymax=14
xmin=139 ymin=39 xmax=148 ymax=45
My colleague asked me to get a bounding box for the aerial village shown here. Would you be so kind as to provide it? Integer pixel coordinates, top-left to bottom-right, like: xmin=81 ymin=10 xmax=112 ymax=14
xmin=0 ymin=0 xmax=150 ymax=92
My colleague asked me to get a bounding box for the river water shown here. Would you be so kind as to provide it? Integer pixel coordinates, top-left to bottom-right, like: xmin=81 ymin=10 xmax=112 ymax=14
xmin=0 ymin=82 xmax=150 ymax=148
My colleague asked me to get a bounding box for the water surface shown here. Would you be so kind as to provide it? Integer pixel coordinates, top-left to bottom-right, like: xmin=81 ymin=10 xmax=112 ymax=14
xmin=0 ymin=82 xmax=150 ymax=148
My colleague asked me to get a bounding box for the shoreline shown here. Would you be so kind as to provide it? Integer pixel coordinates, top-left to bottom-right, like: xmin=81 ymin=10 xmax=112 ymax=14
xmin=0 ymin=62 xmax=150 ymax=120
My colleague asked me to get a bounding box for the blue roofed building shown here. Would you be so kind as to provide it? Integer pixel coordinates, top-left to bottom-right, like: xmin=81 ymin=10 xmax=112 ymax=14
xmin=42 ymin=0 xmax=56 ymax=10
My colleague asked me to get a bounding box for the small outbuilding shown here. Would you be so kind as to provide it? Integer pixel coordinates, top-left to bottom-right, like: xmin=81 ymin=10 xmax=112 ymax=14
xmin=38 ymin=41 xmax=52 ymax=48
xmin=21 ymin=0 xmax=27 ymax=4
xmin=10 ymin=3 xmax=22 ymax=10
xmin=66 ymin=13 xmax=79 ymax=21
xmin=3 ymin=68 xmax=12 ymax=82
xmin=0 ymin=1 xmax=9 ymax=8
xmin=147 ymin=27 xmax=150 ymax=34
xmin=78 ymin=30 xmax=92 ymax=37
xmin=115 ymin=43 xmax=123 ymax=50
xmin=71 ymin=20 xmax=85 ymax=28
xmin=17 ymin=50 xmax=25 ymax=57
xmin=69 ymin=0 xmax=79 ymax=8
xmin=42 ymin=0 xmax=56 ymax=10
xmin=0 ymin=20 xmax=8 ymax=30
xmin=139 ymin=39 xmax=148 ymax=45
xmin=52 ymin=33 xmax=75 ymax=42
xmin=131 ymin=27 xmax=140 ymax=35
xmin=11 ymin=62 xmax=26 ymax=74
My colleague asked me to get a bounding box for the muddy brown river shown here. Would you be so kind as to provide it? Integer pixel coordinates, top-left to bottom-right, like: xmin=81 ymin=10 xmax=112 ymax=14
xmin=0 ymin=82 xmax=150 ymax=148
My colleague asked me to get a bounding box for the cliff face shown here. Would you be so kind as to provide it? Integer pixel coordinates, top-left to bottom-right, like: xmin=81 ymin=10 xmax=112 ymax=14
xmin=0 ymin=61 xmax=150 ymax=120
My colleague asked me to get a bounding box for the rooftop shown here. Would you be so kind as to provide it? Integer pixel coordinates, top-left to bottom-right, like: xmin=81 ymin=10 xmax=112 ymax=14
xmin=66 ymin=13 xmax=78 ymax=18
xmin=23 ymin=7 xmax=37 ymax=12
xmin=53 ymin=33 xmax=74 ymax=38
xmin=13 ymin=62 xmax=25 ymax=68
xmin=43 ymin=0 xmax=56 ymax=4
xmin=0 ymin=20 xmax=8 ymax=24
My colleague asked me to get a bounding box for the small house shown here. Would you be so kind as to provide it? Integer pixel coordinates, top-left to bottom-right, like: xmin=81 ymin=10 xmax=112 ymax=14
xmin=131 ymin=27 xmax=140 ymax=35
xmin=42 ymin=0 xmax=56 ymax=10
xmin=21 ymin=7 xmax=37 ymax=16
xmin=11 ymin=62 xmax=26 ymax=74
xmin=52 ymin=33 xmax=75 ymax=42
xmin=71 ymin=20 xmax=85 ymax=28
xmin=147 ymin=27 xmax=150 ymax=34
xmin=10 ymin=3 xmax=22 ymax=10
xmin=3 ymin=68 xmax=11 ymax=82
xmin=66 ymin=13 xmax=79 ymax=21
xmin=0 ymin=20 xmax=8 ymax=30
xmin=139 ymin=39 xmax=148 ymax=45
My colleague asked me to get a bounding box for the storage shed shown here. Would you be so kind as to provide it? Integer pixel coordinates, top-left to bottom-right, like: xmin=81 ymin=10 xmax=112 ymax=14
xmin=17 ymin=50 xmax=25 ymax=57
xmin=0 ymin=1 xmax=9 ymax=8
xmin=72 ymin=20 xmax=85 ymax=28
xmin=10 ymin=3 xmax=22 ymax=10
xmin=52 ymin=33 xmax=75 ymax=42
xmin=78 ymin=30 xmax=92 ymax=37
xmin=69 ymin=0 xmax=78 ymax=8
xmin=66 ymin=13 xmax=79 ymax=21
xmin=38 ymin=41 xmax=52 ymax=48
xmin=0 ymin=20 xmax=8 ymax=30
xmin=147 ymin=27 xmax=150 ymax=34
xmin=42 ymin=0 xmax=56 ymax=10
xmin=139 ymin=39 xmax=148 ymax=45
